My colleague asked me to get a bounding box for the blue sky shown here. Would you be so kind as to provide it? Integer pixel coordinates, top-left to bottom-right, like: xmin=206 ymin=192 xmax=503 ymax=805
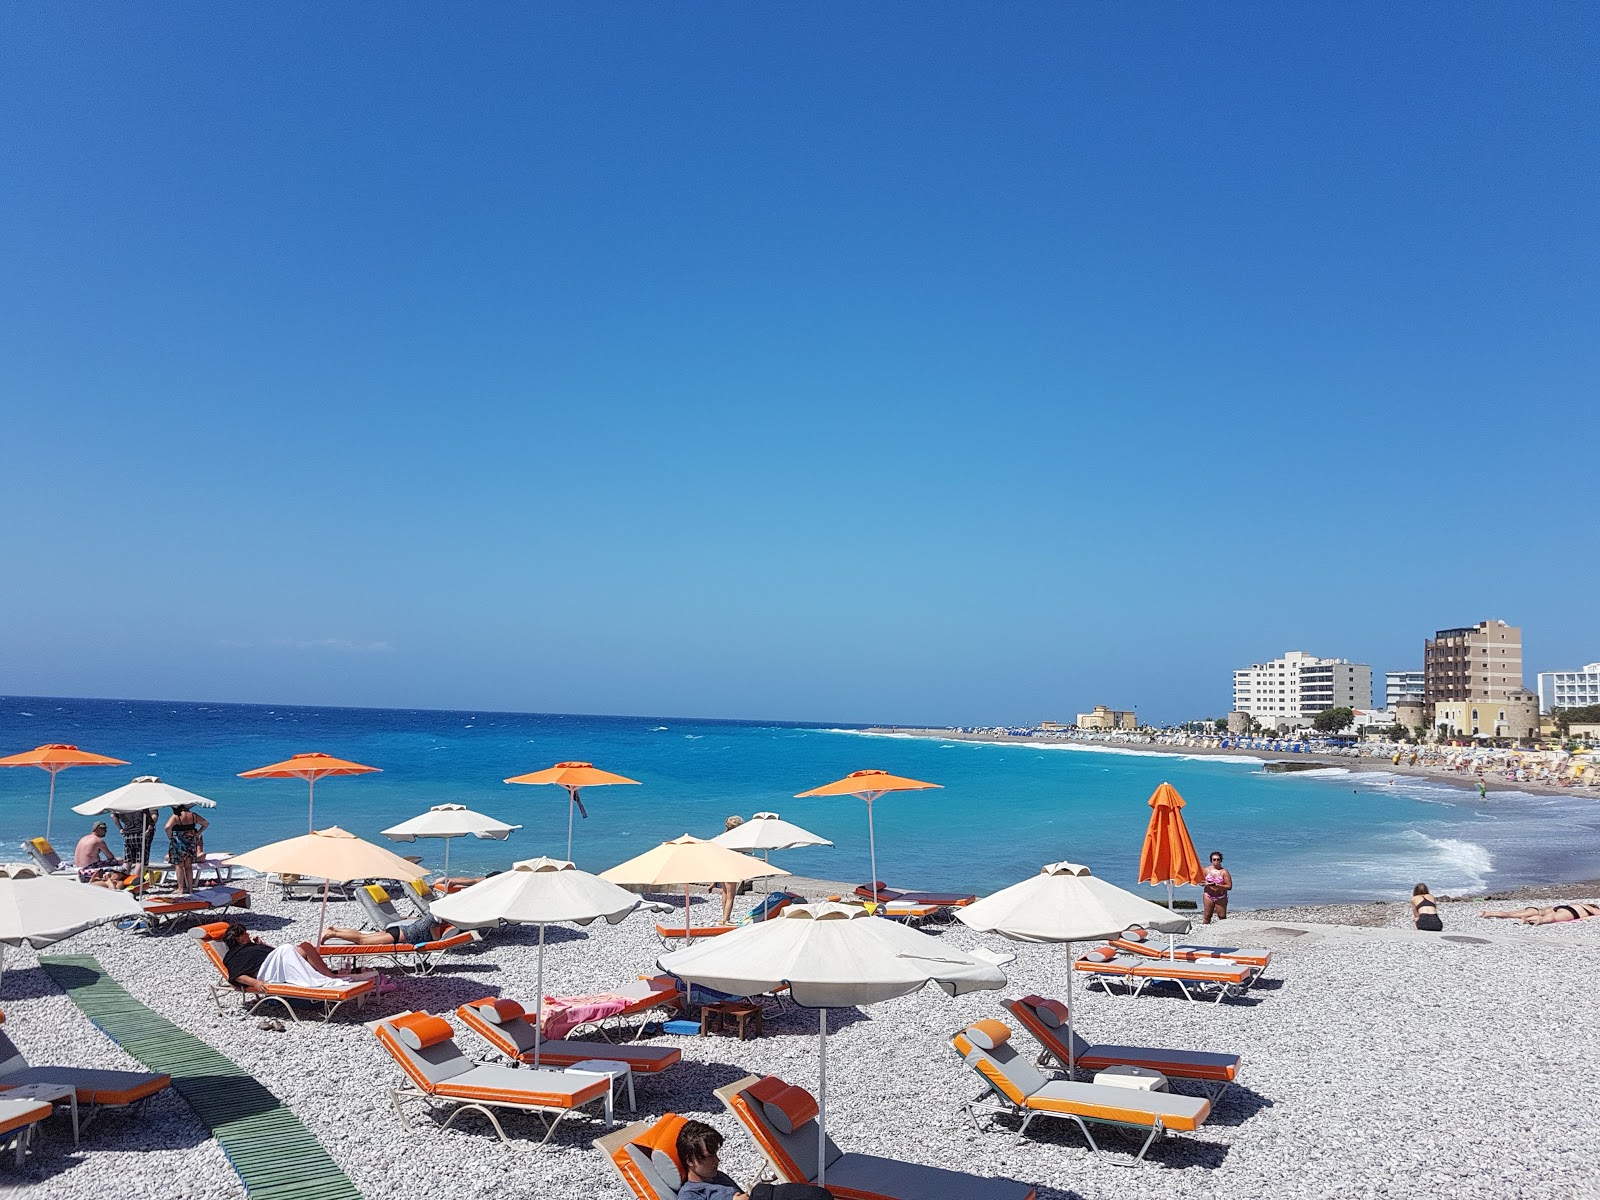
xmin=1 ymin=5 xmax=1594 ymax=726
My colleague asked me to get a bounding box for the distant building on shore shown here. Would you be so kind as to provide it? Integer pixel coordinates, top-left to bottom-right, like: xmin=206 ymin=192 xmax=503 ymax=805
xmin=1385 ymin=670 xmax=1425 ymax=708
xmin=1537 ymin=663 xmax=1600 ymax=714
xmin=1423 ymin=620 xmax=1523 ymax=710
xmin=1232 ymin=651 xmax=1373 ymax=730
xmin=1075 ymin=705 xmax=1136 ymax=731
xmin=1433 ymin=691 xmax=1539 ymax=741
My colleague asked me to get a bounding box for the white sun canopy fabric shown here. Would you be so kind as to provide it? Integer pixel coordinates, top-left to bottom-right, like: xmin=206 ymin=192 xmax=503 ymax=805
xmin=381 ymin=803 xmax=520 ymax=842
xmin=659 ymin=900 xmax=1005 ymax=1007
xmin=72 ymin=776 xmax=218 ymax=815
xmin=956 ymin=860 xmax=1190 ymax=944
xmin=712 ymin=812 xmax=832 ymax=853
xmin=0 ymin=863 xmax=142 ymax=950
xmin=431 ymin=857 xmax=638 ymax=929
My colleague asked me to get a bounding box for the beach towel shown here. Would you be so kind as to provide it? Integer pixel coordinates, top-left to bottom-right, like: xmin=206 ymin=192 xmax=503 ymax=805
xmin=541 ymin=993 xmax=634 ymax=1040
xmin=255 ymin=946 xmax=369 ymax=990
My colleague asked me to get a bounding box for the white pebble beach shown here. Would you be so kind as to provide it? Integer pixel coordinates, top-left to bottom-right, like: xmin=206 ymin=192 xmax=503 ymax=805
xmin=5 ymin=878 xmax=1599 ymax=1200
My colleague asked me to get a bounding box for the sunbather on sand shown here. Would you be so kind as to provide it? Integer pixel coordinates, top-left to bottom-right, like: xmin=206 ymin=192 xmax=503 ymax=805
xmin=324 ymin=914 xmax=450 ymax=946
xmin=1480 ymin=901 xmax=1600 ymax=925
xmin=220 ymin=923 xmax=378 ymax=992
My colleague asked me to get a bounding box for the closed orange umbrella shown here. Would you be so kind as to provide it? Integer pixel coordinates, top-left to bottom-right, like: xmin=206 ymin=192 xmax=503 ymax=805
xmin=796 ymin=770 xmax=940 ymax=902
xmin=1137 ymin=781 xmax=1206 ymax=954
xmin=504 ymin=761 xmax=640 ymax=860
xmin=239 ymin=753 xmax=381 ymax=833
xmin=0 ymin=744 xmax=129 ymax=840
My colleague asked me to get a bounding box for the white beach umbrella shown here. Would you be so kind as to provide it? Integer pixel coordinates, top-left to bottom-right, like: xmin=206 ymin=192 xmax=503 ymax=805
xmin=957 ymin=861 xmax=1188 ymax=1076
xmin=381 ymin=803 xmax=521 ymax=882
xmin=72 ymin=776 xmax=219 ymax=894
xmin=660 ymin=902 xmax=1005 ymax=1188
xmin=432 ymin=856 xmax=639 ymax=1067
xmin=712 ymin=811 xmax=832 ymax=860
xmin=601 ymin=834 xmax=788 ymax=944
xmin=0 ymin=863 xmax=141 ymax=990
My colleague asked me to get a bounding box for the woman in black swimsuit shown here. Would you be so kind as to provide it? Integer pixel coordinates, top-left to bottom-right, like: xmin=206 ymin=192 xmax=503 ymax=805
xmin=1411 ymin=883 xmax=1443 ymax=931
xmin=1481 ymin=901 xmax=1600 ymax=925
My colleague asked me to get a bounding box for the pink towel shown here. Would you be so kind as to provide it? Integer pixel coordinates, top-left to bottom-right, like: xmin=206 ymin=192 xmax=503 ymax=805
xmin=540 ymin=993 xmax=634 ymax=1041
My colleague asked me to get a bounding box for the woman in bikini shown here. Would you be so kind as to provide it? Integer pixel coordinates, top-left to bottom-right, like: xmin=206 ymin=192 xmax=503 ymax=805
xmin=1480 ymin=901 xmax=1600 ymax=925
xmin=166 ymin=804 xmax=210 ymax=894
xmin=1411 ymin=883 xmax=1444 ymax=931
xmin=1202 ymin=852 xmax=1232 ymax=924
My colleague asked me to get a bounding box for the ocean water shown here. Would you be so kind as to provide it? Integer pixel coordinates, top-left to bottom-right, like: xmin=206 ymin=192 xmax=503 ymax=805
xmin=5 ymin=696 xmax=1599 ymax=907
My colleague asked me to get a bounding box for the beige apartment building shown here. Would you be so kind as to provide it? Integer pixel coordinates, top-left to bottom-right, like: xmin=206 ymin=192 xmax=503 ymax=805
xmin=1433 ymin=690 xmax=1539 ymax=741
xmin=1424 ymin=620 xmax=1523 ymax=707
xmin=1076 ymin=705 xmax=1137 ymax=731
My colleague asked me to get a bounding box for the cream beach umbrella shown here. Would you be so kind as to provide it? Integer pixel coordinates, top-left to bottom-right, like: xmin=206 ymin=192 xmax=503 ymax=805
xmin=73 ymin=776 xmax=219 ymax=895
xmin=601 ymin=834 xmax=787 ymax=944
xmin=956 ymin=861 xmax=1187 ymax=1076
xmin=0 ymin=863 xmax=141 ymax=991
xmin=381 ymin=803 xmax=521 ymax=883
xmin=660 ymin=902 xmax=1005 ymax=1188
xmin=432 ymin=857 xmax=639 ymax=1067
xmin=227 ymin=826 xmax=429 ymax=942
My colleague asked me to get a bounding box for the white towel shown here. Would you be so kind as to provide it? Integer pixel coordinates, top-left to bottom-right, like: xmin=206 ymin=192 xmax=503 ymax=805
xmin=255 ymin=946 xmax=367 ymax=989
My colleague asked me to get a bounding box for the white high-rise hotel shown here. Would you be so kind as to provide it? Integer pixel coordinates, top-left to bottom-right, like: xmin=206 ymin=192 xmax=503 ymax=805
xmin=1233 ymin=651 xmax=1374 ymax=730
xmin=1537 ymin=664 xmax=1600 ymax=713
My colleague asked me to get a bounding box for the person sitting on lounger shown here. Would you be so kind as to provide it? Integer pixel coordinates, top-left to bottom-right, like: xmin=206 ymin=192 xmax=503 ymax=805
xmin=677 ymin=1120 xmax=749 ymax=1200
xmin=220 ymin=923 xmax=378 ymax=993
xmin=1480 ymin=901 xmax=1600 ymax=925
xmin=73 ymin=822 xmax=125 ymax=888
xmin=323 ymin=912 xmax=450 ymax=947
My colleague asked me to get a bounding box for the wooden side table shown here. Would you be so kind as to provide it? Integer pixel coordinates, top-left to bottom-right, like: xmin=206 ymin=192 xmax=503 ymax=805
xmin=700 ymin=1001 xmax=763 ymax=1040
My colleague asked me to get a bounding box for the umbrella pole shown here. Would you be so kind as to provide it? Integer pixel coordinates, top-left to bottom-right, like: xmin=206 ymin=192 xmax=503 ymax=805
xmin=1066 ymin=942 xmax=1075 ymax=1079
xmin=818 ymin=1007 xmax=828 ymax=1189
xmin=317 ymin=879 xmax=331 ymax=944
xmin=566 ymin=787 xmax=578 ymax=862
xmin=442 ymin=836 xmax=451 ymax=884
xmin=866 ymin=795 xmax=879 ymax=910
xmin=684 ymin=884 xmax=694 ymax=946
xmin=1167 ymin=880 xmax=1175 ymax=959
xmin=46 ymin=768 xmax=59 ymax=842
xmin=534 ymin=922 xmax=546 ymax=1068
xmin=307 ymin=777 xmax=316 ymax=834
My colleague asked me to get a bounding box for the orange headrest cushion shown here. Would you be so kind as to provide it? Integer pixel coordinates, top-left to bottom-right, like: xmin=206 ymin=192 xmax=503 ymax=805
xmin=964 ymin=1019 xmax=1011 ymax=1050
xmin=391 ymin=1012 xmax=453 ymax=1050
xmin=1125 ymin=927 xmax=1149 ymax=942
xmin=192 ymin=921 xmax=232 ymax=941
xmin=1017 ymin=994 xmax=1068 ymax=1027
xmin=1083 ymin=945 xmax=1117 ymax=962
xmin=633 ymin=1112 xmax=687 ymax=1186
xmin=761 ymin=1082 xmax=818 ymax=1134
xmin=472 ymin=998 xmax=525 ymax=1025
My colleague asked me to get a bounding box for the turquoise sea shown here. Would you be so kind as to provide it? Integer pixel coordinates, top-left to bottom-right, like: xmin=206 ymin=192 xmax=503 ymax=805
xmin=5 ymin=696 xmax=1599 ymax=907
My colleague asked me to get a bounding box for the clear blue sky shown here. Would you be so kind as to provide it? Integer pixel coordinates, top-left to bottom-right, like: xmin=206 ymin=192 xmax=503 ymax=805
xmin=2 ymin=5 xmax=1594 ymax=726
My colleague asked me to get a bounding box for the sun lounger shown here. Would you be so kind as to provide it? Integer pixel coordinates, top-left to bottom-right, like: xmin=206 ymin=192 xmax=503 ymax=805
xmin=653 ymin=921 xmax=737 ymax=945
xmin=273 ymin=872 xmax=352 ymax=901
xmin=0 ymin=1098 xmax=53 ymax=1166
xmin=1110 ymin=926 xmax=1272 ymax=971
xmin=375 ymin=1010 xmax=613 ymax=1143
xmin=598 ymin=1114 xmax=694 ymax=1200
xmin=1073 ymin=946 xmax=1256 ymax=1002
xmin=315 ymin=929 xmax=478 ymax=975
xmin=950 ymin=1020 xmax=1211 ymax=1163
xmin=1002 ymin=996 xmax=1241 ymax=1100
xmin=716 ymin=1073 xmax=1039 ymax=1200
xmin=854 ymin=881 xmax=977 ymax=907
xmin=563 ymin=977 xmax=684 ymax=1041
xmin=132 ymin=885 xmax=250 ymax=932
xmin=457 ymin=997 xmax=682 ymax=1083
xmin=191 ymin=924 xmax=376 ymax=1021
xmin=21 ymin=839 xmax=75 ymax=875
xmin=0 ymin=1013 xmax=171 ymax=1125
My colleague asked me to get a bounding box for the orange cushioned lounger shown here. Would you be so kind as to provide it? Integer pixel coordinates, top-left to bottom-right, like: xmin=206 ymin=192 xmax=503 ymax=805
xmin=375 ymin=1011 xmax=612 ymax=1144
xmin=950 ymin=1022 xmax=1211 ymax=1165
xmin=715 ymin=1073 xmax=1038 ymax=1200
xmin=1110 ymin=926 xmax=1272 ymax=970
xmin=598 ymin=1113 xmax=691 ymax=1200
xmin=456 ymin=998 xmax=682 ymax=1074
xmin=191 ymin=925 xmax=375 ymax=1021
xmin=0 ymin=1012 xmax=171 ymax=1118
xmin=1001 ymin=997 xmax=1240 ymax=1100
xmin=314 ymin=929 xmax=477 ymax=975
xmin=137 ymin=885 xmax=250 ymax=930
xmin=853 ymin=882 xmax=976 ymax=907
xmin=1073 ymin=946 xmax=1255 ymax=1003
xmin=654 ymin=922 xmax=736 ymax=942
xmin=0 ymin=1098 xmax=52 ymax=1165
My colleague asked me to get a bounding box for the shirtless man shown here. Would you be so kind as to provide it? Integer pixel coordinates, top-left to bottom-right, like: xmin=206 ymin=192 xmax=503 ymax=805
xmin=73 ymin=822 xmax=124 ymax=889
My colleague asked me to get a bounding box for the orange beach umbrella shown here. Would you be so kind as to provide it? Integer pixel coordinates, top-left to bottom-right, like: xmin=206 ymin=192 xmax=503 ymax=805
xmin=238 ymin=753 xmax=380 ymax=833
xmin=0 ymin=744 xmax=129 ymax=841
xmin=1137 ymin=781 xmax=1206 ymax=953
xmin=796 ymin=770 xmax=940 ymax=902
xmin=504 ymin=761 xmax=640 ymax=861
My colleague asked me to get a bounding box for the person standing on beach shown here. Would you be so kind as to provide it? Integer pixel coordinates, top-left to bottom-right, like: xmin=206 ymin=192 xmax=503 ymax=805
xmin=1202 ymin=852 xmax=1232 ymax=923
xmin=720 ymin=815 xmax=745 ymax=924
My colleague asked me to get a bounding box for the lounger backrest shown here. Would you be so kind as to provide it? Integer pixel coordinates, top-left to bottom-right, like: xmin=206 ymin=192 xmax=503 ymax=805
xmin=0 ymin=1029 xmax=29 ymax=1076
xmin=1006 ymin=998 xmax=1092 ymax=1062
xmin=375 ymin=1016 xmax=475 ymax=1088
xmin=358 ymin=885 xmax=404 ymax=930
xmin=600 ymin=1117 xmax=683 ymax=1200
xmin=458 ymin=1000 xmax=540 ymax=1055
xmin=951 ymin=1027 xmax=1048 ymax=1105
xmin=402 ymin=878 xmax=436 ymax=917
xmin=23 ymin=839 xmax=62 ymax=873
xmin=727 ymin=1079 xmax=842 ymax=1183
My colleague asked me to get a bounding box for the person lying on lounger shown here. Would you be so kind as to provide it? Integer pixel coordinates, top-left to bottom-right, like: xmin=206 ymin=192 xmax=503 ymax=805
xmin=675 ymin=1120 xmax=832 ymax=1200
xmin=220 ymin=923 xmax=379 ymax=993
xmin=1480 ymin=901 xmax=1600 ymax=925
xmin=323 ymin=913 xmax=451 ymax=947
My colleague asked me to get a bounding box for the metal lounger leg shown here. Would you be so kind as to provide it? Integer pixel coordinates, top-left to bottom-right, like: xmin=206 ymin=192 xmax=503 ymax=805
xmin=440 ymin=1101 xmax=512 ymax=1144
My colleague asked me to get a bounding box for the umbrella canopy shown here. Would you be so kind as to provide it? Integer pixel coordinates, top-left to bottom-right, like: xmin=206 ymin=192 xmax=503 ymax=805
xmin=660 ymin=902 xmax=1005 ymax=1187
xmin=0 ymin=863 xmax=142 ymax=989
xmin=1136 ymin=782 xmax=1205 ymax=950
xmin=503 ymin=761 xmax=640 ymax=862
xmin=712 ymin=811 xmax=832 ymax=854
xmin=433 ymin=856 xmax=639 ymax=1068
xmin=602 ymin=834 xmax=788 ymax=944
xmin=72 ymin=776 xmax=219 ymax=897
xmin=227 ymin=826 xmax=424 ymax=941
xmin=0 ymin=744 xmax=130 ymax=841
xmin=957 ymin=861 xmax=1187 ymax=1075
xmin=795 ymin=770 xmax=939 ymax=901
xmin=381 ymin=803 xmax=521 ymax=880
xmin=239 ymin=753 xmax=380 ymax=833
